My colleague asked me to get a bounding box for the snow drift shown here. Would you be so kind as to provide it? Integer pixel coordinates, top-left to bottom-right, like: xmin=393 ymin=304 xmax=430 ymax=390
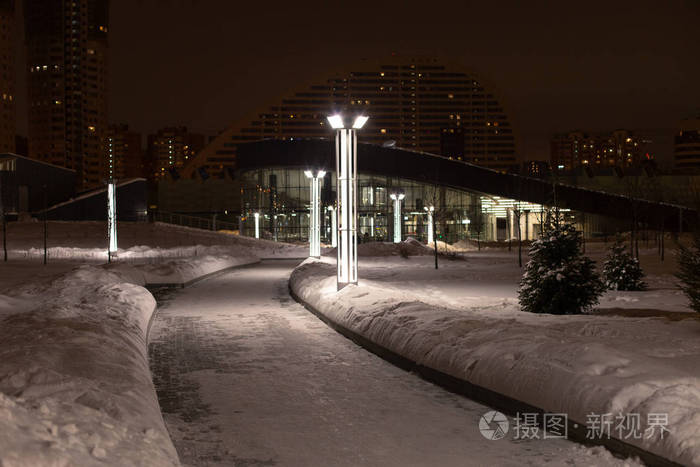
xmin=290 ymin=257 xmax=700 ymax=466
xmin=0 ymin=251 xmax=259 ymax=466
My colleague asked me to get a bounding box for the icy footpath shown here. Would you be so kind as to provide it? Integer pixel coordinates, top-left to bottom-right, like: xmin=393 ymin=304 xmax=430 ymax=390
xmin=0 ymin=252 xmax=258 ymax=466
xmin=290 ymin=258 xmax=700 ymax=466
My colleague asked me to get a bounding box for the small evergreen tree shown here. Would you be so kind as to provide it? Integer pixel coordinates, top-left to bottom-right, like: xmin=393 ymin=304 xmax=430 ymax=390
xmin=519 ymin=223 xmax=604 ymax=315
xmin=602 ymin=237 xmax=646 ymax=291
xmin=677 ymin=231 xmax=700 ymax=312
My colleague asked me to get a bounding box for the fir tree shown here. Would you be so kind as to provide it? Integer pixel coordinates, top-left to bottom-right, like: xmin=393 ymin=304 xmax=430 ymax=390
xmin=676 ymin=231 xmax=700 ymax=312
xmin=518 ymin=223 xmax=604 ymax=315
xmin=602 ymin=237 xmax=646 ymax=291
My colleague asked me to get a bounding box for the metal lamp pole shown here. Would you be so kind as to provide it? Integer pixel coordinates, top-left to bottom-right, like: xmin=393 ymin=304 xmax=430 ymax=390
xmin=424 ymin=205 xmax=434 ymax=245
xmin=327 ymin=205 xmax=337 ymax=247
xmin=328 ymin=114 xmax=368 ymax=290
xmin=107 ymin=180 xmax=117 ymax=262
xmin=390 ymin=192 xmax=405 ymax=243
xmin=304 ymin=170 xmax=325 ymax=258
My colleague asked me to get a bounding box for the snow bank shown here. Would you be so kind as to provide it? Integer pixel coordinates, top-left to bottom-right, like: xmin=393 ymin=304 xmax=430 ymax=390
xmin=0 ymin=252 xmax=258 ymax=466
xmin=324 ymin=238 xmax=433 ymax=257
xmin=0 ymin=266 xmax=179 ymax=466
xmin=290 ymin=258 xmax=700 ymax=466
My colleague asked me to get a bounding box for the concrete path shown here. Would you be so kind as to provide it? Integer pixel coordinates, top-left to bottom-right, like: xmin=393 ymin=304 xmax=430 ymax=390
xmin=148 ymin=260 xmax=633 ymax=467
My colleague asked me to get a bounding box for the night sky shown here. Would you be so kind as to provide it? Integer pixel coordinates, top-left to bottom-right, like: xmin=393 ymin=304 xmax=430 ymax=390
xmin=15 ymin=0 xmax=700 ymax=165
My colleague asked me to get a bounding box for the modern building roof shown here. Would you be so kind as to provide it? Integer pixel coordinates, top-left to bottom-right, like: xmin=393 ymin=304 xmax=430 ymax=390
xmin=235 ymin=139 xmax=696 ymax=232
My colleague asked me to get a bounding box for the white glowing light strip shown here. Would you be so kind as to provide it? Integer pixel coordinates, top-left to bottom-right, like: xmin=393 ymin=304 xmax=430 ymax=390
xmin=426 ymin=206 xmax=434 ymax=244
xmin=352 ymin=115 xmax=369 ymax=129
xmin=336 ymin=129 xmax=358 ymax=286
xmin=478 ymin=196 xmax=571 ymax=216
xmin=328 ymin=206 xmax=337 ymax=247
xmin=393 ymin=197 xmax=402 ymax=243
xmin=327 ymin=115 xmax=344 ymax=129
xmin=309 ymin=176 xmax=321 ymax=257
xmin=254 ymin=212 xmax=260 ymax=239
xmin=107 ymin=182 xmax=117 ymax=253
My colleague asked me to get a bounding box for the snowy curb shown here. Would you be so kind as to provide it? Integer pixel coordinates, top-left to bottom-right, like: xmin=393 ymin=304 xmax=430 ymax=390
xmin=289 ymin=259 xmax=692 ymax=467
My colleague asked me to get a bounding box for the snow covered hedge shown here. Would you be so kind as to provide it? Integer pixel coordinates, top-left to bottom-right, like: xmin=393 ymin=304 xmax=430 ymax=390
xmin=290 ymin=258 xmax=700 ymax=466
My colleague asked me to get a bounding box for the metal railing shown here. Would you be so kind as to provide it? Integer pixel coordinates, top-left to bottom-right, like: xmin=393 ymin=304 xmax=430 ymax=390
xmin=153 ymin=211 xmax=239 ymax=232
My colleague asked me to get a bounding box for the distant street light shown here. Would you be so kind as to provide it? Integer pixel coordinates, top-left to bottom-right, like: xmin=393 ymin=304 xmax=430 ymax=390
xmin=254 ymin=212 xmax=260 ymax=239
xmin=390 ymin=192 xmax=405 ymax=243
xmin=327 ymin=205 xmax=337 ymax=247
xmin=424 ymin=205 xmax=435 ymax=245
xmin=327 ymin=114 xmax=368 ymax=289
xmin=305 ymin=169 xmax=325 ymax=258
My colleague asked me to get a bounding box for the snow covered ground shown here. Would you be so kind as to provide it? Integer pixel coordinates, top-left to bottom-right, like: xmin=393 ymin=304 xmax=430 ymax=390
xmin=149 ymin=260 xmax=641 ymax=467
xmin=0 ymin=221 xmax=296 ymax=466
xmin=290 ymin=240 xmax=700 ymax=466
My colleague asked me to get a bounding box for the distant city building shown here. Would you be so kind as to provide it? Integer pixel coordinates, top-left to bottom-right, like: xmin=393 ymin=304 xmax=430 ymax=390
xmin=550 ymin=130 xmax=651 ymax=170
xmin=0 ymin=1 xmax=15 ymax=154
xmin=674 ymin=118 xmax=700 ymax=170
xmin=184 ymin=57 xmax=518 ymax=178
xmin=25 ymin=0 xmax=109 ymax=189
xmin=104 ymin=124 xmax=142 ymax=180
xmin=522 ymin=160 xmax=550 ymax=178
xmin=147 ymin=126 xmax=205 ymax=179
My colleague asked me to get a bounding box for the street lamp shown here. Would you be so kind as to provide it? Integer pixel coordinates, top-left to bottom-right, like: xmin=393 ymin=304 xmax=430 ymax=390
xmin=327 ymin=205 xmax=337 ymax=247
xmin=107 ymin=181 xmax=117 ymax=262
xmin=327 ymin=114 xmax=368 ymax=289
xmin=424 ymin=205 xmax=434 ymax=245
xmin=305 ymin=169 xmax=325 ymax=258
xmin=389 ymin=192 xmax=405 ymax=243
xmin=254 ymin=212 xmax=260 ymax=239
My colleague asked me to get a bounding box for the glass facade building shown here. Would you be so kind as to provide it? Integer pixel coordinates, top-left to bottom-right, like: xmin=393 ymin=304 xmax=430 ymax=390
xmin=240 ymin=168 xmax=563 ymax=244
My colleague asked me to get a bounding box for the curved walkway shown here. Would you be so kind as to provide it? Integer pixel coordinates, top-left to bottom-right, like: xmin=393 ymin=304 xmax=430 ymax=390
xmin=148 ymin=260 xmax=634 ymax=467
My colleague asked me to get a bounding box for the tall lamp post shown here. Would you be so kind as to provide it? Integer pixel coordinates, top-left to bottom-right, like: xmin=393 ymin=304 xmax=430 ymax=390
xmin=390 ymin=192 xmax=405 ymax=243
xmin=254 ymin=212 xmax=260 ymax=239
xmin=424 ymin=205 xmax=434 ymax=245
xmin=327 ymin=114 xmax=368 ymax=289
xmin=107 ymin=181 xmax=117 ymax=262
xmin=327 ymin=205 xmax=337 ymax=247
xmin=304 ymin=169 xmax=325 ymax=258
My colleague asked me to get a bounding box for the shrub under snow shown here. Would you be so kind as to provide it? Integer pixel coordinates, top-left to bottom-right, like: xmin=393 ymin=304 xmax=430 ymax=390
xmin=602 ymin=237 xmax=646 ymax=291
xmin=518 ymin=223 xmax=605 ymax=315
xmin=677 ymin=231 xmax=700 ymax=312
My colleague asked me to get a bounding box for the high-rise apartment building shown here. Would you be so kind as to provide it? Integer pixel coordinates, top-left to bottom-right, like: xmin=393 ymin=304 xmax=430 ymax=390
xmin=184 ymin=57 xmax=518 ymax=178
xmin=0 ymin=1 xmax=15 ymax=153
xmin=674 ymin=118 xmax=700 ymax=170
xmin=25 ymin=0 xmax=109 ymax=189
xmin=550 ymin=130 xmax=651 ymax=170
xmin=104 ymin=123 xmax=142 ymax=180
xmin=147 ymin=126 xmax=205 ymax=179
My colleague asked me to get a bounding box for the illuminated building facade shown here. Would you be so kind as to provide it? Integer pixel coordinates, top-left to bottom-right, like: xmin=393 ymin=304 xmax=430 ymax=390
xmin=550 ymin=130 xmax=651 ymax=170
xmin=0 ymin=1 xmax=14 ymax=154
xmin=147 ymin=126 xmax=205 ymax=179
xmin=184 ymin=57 xmax=518 ymax=178
xmin=25 ymin=0 xmax=109 ymax=189
xmin=674 ymin=118 xmax=700 ymax=170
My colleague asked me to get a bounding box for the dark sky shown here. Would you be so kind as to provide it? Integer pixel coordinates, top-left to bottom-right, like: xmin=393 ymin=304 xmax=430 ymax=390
xmin=15 ymin=0 xmax=700 ymax=165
